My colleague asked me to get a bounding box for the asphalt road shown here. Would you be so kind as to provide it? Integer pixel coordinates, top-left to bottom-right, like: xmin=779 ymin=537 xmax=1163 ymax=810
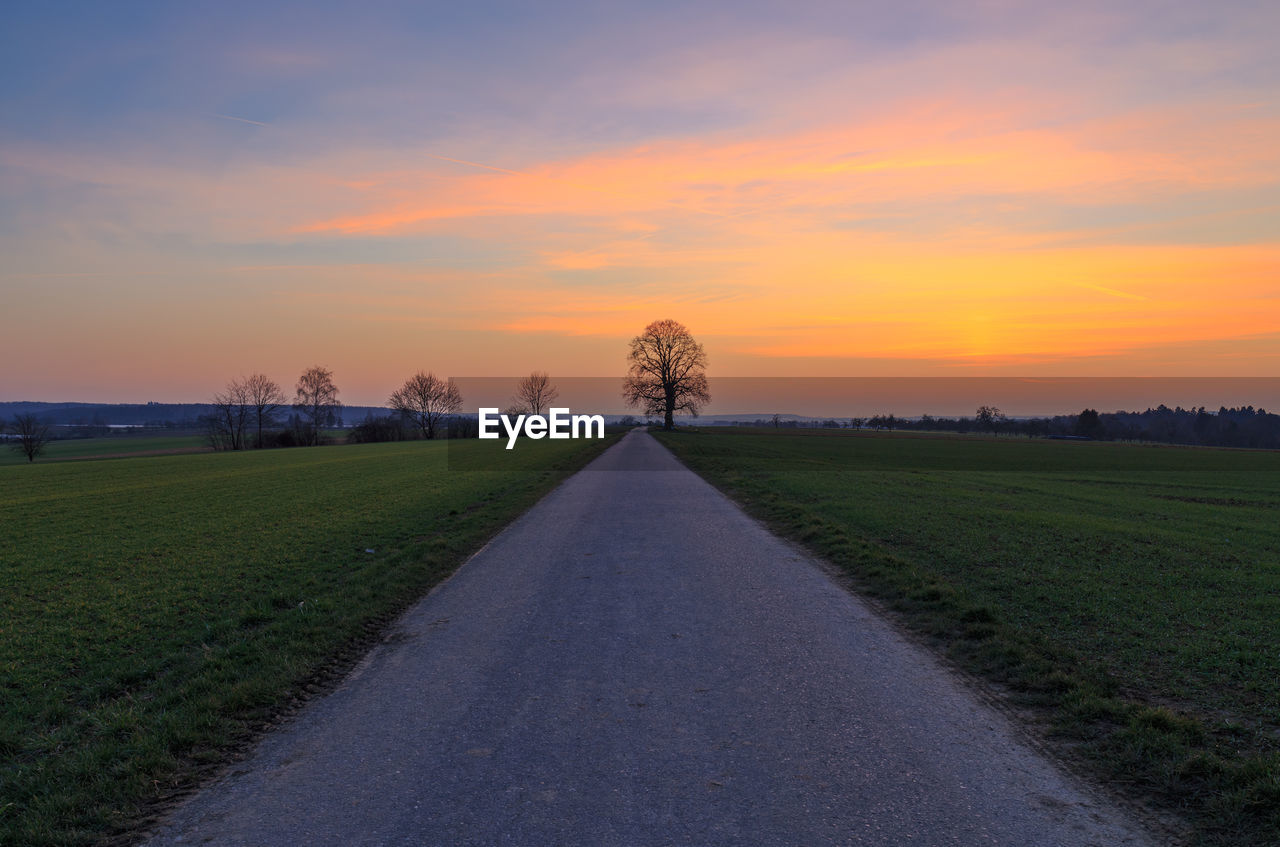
xmin=145 ymin=430 xmax=1156 ymax=846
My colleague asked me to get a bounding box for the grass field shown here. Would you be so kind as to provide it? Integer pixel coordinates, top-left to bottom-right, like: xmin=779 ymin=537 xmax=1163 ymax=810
xmin=0 ymin=434 xmax=620 ymax=846
xmin=655 ymin=427 xmax=1280 ymax=847
xmin=0 ymin=435 xmax=209 ymax=466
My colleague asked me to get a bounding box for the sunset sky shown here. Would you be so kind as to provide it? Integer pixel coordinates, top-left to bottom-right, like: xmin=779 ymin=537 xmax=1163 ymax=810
xmin=2 ymin=1 xmax=1278 ymax=405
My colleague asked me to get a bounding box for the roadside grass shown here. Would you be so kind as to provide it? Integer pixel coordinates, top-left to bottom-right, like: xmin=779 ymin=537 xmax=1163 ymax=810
xmin=0 ymin=436 xmax=208 ymax=466
xmin=0 ymin=434 xmax=620 ymax=846
xmin=654 ymin=427 xmax=1280 ymax=847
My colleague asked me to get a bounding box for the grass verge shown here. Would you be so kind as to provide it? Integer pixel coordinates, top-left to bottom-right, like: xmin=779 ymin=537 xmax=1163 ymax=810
xmin=654 ymin=426 xmax=1279 ymax=847
xmin=0 ymin=434 xmax=620 ymax=846
xmin=0 ymin=436 xmax=209 ymax=466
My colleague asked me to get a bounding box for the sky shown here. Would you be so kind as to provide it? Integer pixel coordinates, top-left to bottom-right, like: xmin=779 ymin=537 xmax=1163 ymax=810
xmin=2 ymin=1 xmax=1278 ymax=406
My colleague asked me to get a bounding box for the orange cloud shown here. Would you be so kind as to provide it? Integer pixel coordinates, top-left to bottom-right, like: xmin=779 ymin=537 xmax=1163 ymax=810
xmin=287 ymin=99 xmax=1279 ymax=239
xmin=6 ymin=85 xmax=1277 ymax=397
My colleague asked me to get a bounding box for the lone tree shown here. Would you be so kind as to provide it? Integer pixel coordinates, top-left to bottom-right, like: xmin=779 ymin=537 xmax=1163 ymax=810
xmin=622 ymin=319 xmax=710 ymax=431
xmin=293 ymin=366 xmax=341 ymax=446
xmin=514 ymin=371 xmax=560 ymax=417
xmin=8 ymin=413 xmax=52 ymax=462
xmin=1076 ymin=408 xmax=1103 ymax=439
xmin=976 ymin=405 xmax=1005 ymax=436
xmin=389 ymin=371 xmax=462 ymax=439
xmin=244 ymin=373 xmax=285 ymax=448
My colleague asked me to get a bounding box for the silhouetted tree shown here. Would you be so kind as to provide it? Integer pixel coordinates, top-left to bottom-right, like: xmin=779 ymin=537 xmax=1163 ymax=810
xmin=1076 ymin=408 xmax=1103 ymax=439
xmin=388 ymin=371 xmax=462 ymax=439
xmin=208 ymin=379 xmax=252 ymax=450
xmin=976 ymin=405 xmax=1005 ymax=435
xmin=244 ymin=373 xmax=285 ymax=448
xmin=513 ymin=372 xmax=560 ymax=417
xmin=8 ymin=413 xmax=52 ymax=462
xmin=293 ymin=366 xmax=341 ymax=446
xmin=622 ymin=319 xmax=710 ymax=430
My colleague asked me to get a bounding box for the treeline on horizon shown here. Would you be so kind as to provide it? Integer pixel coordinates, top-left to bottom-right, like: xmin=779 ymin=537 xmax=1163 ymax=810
xmin=0 ymin=401 xmax=390 ymax=431
xmin=754 ymin=404 xmax=1280 ymax=450
xmin=6 ymin=401 xmax=1280 ymax=451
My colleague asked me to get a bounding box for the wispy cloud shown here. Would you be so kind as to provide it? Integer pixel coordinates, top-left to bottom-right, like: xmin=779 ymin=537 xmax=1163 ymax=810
xmin=1074 ymin=283 xmax=1148 ymax=301
xmin=282 ymin=101 xmax=1280 ymax=240
xmin=213 ymin=113 xmax=269 ymax=127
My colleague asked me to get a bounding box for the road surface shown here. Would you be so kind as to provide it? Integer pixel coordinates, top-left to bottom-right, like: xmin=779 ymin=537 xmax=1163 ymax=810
xmin=145 ymin=430 xmax=1156 ymax=846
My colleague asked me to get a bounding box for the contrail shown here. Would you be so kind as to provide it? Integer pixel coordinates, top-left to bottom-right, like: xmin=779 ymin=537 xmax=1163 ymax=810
xmin=214 ymin=114 xmax=269 ymax=127
xmin=426 ymin=153 xmax=526 ymax=177
xmin=1074 ymin=282 xmax=1147 ymax=301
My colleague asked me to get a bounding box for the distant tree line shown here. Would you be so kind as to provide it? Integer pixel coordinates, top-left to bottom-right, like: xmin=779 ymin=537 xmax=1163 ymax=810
xmin=0 ymin=401 xmax=398 ymax=432
xmin=742 ymin=404 xmax=1280 ymax=449
xmin=10 ymin=318 xmax=1278 ymax=458
xmin=904 ymin=404 xmax=1280 ymax=448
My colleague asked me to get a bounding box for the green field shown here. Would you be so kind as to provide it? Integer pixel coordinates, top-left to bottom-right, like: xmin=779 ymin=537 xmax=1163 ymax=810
xmin=0 ymin=435 xmax=620 ymax=846
xmin=0 ymin=435 xmax=208 ymax=466
xmin=655 ymin=427 xmax=1280 ymax=846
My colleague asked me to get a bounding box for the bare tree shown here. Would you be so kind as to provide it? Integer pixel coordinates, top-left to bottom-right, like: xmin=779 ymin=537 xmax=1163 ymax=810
xmin=771 ymin=413 xmax=782 ymax=428
xmin=622 ymin=319 xmax=710 ymax=431
xmin=388 ymin=372 xmax=462 ymax=439
xmin=244 ymin=373 xmax=285 ymax=448
xmin=8 ymin=413 xmax=52 ymax=462
xmin=976 ymin=405 xmax=1005 ymax=436
xmin=199 ymin=412 xmax=226 ymax=450
xmin=293 ymin=366 xmax=341 ymax=446
xmin=209 ymin=380 xmax=252 ymax=450
xmin=513 ymin=372 xmax=560 ymax=417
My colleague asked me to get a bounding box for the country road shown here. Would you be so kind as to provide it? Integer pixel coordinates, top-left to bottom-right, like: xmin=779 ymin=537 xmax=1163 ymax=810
xmin=145 ymin=430 xmax=1156 ymax=846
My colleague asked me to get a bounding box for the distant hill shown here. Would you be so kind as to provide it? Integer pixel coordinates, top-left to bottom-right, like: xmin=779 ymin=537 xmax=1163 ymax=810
xmin=0 ymin=402 xmax=392 ymax=428
xmin=0 ymin=404 xmax=817 ymax=429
